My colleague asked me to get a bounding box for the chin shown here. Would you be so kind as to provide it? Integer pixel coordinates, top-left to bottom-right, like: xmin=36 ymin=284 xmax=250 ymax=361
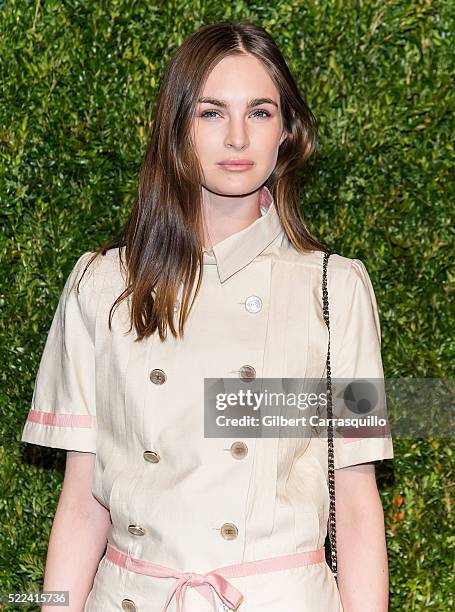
xmin=203 ymin=177 xmax=265 ymax=197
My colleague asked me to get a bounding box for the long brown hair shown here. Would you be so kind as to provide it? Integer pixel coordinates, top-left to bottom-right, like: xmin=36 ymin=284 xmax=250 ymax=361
xmin=81 ymin=21 xmax=327 ymax=342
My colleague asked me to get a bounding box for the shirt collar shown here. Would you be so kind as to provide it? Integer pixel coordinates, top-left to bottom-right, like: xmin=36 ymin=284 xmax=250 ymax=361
xmin=202 ymin=185 xmax=285 ymax=283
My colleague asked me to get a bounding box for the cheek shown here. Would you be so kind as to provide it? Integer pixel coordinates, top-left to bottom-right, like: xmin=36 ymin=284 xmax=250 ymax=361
xmin=256 ymin=123 xmax=282 ymax=145
xmin=255 ymin=130 xmax=281 ymax=163
xmin=193 ymin=125 xmax=218 ymax=161
xmin=263 ymin=149 xmax=280 ymax=174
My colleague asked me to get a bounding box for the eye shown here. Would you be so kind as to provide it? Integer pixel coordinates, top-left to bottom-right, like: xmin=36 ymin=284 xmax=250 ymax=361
xmin=199 ymin=109 xmax=272 ymax=119
xmin=200 ymin=110 xmax=220 ymax=118
xmin=252 ymin=109 xmax=271 ymax=118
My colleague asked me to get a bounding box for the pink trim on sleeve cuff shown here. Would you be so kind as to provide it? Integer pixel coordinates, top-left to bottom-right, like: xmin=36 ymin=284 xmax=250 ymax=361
xmin=27 ymin=409 xmax=94 ymax=428
xmin=342 ymin=423 xmax=392 ymax=443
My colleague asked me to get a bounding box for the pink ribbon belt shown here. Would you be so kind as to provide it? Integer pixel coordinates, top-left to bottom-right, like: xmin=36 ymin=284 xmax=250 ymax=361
xmin=105 ymin=542 xmax=325 ymax=611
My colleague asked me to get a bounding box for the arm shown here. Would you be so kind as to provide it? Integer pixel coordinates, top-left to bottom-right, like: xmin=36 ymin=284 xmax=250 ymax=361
xmin=335 ymin=462 xmax=389 ymax=612
xmin=41 ymin=451 xmax=111 ymax=612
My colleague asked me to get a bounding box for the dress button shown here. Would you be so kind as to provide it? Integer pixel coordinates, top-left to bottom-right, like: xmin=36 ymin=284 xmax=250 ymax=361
xmin=128 ymin=524 xmax=146 ymax=536
xmin=121 ymin=599 xmax=137 ymax=612
xmin=220 ymin=522 xmax=238 ymax=540
xmin=239 ymin=365 xmax=256 ymax=381
xmin=143 ymin=450 xmax=160 ymax=463
xmin=219 ymin=605 xmax=234 ymax=612
xmin=149 ymin=368 xmax=166 ymax=385
xmin=230 ymin=441 xmax=248 ymax=460
xmin=245 ymin=295 xmax=262 ymax=313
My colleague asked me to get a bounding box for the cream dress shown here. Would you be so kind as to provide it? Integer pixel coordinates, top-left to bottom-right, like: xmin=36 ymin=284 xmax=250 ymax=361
xmin=21 ymin=186 xmax=393 ymax=611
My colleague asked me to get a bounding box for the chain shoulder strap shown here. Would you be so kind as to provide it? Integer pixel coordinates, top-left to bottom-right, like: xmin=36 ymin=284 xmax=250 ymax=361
xmin=322 ymin=250 xmax=338 ymax=581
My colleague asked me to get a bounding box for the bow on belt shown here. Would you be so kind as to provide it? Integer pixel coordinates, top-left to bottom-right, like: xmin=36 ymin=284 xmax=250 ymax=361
xmin=106 ymin=543 xmax=242 ymax=611
xmin=161 ymin=570 xmax=242 ymax=611
xmin=105 ymin=542 xmax=326 ymax=611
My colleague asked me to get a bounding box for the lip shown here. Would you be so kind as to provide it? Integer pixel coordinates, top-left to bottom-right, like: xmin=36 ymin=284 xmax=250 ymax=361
xmin=217 ymin=159 xmax=255 ymax=172
xmin=217 ymin=159 xmax=255 ymax=166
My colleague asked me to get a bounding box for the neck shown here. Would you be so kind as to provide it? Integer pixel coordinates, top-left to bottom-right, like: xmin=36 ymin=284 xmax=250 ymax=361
xmin=200 ymin=186 xmax=262 ymax=249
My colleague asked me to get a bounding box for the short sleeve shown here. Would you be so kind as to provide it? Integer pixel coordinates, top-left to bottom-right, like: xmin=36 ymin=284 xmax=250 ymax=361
xmin=20 ymin=252 xmax=97 ymax=453
xmin=331 ymin=258 xmax=394 ymax=469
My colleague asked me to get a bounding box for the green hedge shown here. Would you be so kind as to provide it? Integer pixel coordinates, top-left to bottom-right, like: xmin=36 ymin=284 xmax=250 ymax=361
xmin=1 ymin=1 xmax=453 ymax=610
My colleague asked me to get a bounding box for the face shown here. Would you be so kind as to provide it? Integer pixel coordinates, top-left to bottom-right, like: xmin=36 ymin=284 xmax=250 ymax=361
xmin=191 ymin=53 xmax=287 ymax=197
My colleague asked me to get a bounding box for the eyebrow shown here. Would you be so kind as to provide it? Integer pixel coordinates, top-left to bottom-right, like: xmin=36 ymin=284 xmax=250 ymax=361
xmin=197 ymin=97 xmax=279 ymax=109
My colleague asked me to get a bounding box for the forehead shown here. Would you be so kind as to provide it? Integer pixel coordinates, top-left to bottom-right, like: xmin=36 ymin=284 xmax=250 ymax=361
xmin=201 ymin=54 xmax=279 ymax=100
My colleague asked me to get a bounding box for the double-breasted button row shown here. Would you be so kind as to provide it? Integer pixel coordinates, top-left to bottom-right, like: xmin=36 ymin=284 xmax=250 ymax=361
xmin=150 ymin=368 xmax=166 ymax=385
xmin=152 ymin=365 xmax=257 ymax=383
xmin=230 ymin=441 xmax=248 ymax=459
xmin=220 ymin=522 xmax=238 ymax=540
xmin=121 ymin=599 xmax=137 ymax=612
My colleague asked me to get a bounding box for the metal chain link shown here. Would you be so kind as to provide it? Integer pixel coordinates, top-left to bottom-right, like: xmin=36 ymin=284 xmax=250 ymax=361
xmin=322 ymin=250 xmax=338 ymax=581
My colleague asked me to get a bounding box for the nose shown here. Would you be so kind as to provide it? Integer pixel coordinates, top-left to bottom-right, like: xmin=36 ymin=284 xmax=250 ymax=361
xmin=224 ymin=116 xmax=249 ymax=150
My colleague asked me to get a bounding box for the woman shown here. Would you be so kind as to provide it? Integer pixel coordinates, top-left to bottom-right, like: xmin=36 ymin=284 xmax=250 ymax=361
xmin=21 ymin=21 xmax=393 ymax=612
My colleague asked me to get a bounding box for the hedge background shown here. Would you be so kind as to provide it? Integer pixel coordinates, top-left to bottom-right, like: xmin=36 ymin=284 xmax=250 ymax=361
xmin=1 ymin=0 xmax=453 ymax=610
